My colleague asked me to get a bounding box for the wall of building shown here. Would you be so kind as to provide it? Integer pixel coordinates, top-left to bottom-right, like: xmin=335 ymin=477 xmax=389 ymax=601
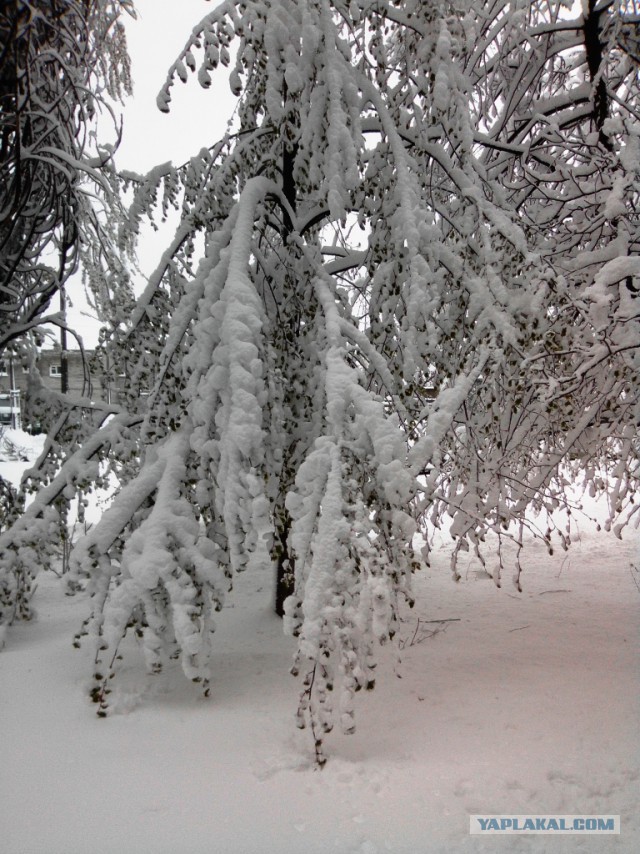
xmin=0 ymin=348 xmax=119 ymax=412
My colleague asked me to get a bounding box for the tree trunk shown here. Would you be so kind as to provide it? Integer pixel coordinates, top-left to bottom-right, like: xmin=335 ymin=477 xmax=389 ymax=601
xmin=273 ymin=505 xmax=294 ymax=617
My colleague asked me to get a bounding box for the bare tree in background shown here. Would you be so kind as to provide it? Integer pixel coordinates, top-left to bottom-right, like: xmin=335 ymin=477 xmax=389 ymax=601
xmin=0 ymin=0 xmax=133 ymax=355
xmin=0 ymin=0 xmax=133 ymax=618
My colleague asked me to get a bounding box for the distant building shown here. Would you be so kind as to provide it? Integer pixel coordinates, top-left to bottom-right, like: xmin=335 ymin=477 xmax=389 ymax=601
xmin=0 ymin=348 xmax=122 ymax=427
xmin=2 ymin=348 xmax=90 ymax=396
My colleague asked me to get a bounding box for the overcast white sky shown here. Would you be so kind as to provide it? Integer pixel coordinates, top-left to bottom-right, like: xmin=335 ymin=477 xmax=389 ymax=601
xmin=117 ymin=0 xmax=236 ymax=169
xmin=69 ymin=0 xmax=236 ymax=348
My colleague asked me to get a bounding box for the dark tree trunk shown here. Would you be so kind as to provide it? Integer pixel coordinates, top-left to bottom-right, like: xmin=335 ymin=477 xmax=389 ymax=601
xmin=273 ymin=505 xmax=294 ymax=617
xmin=273 ymin=121 xmax=299 ymax=617
xmin=583 ymin=0 xmax=612 ymax=149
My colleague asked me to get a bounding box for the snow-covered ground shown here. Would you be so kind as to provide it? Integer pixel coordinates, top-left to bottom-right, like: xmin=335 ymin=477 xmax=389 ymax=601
xmin=0 ymin=428 xmax=47 ymax=484
xmin=0 ymin=444 xmax=638 ymax=853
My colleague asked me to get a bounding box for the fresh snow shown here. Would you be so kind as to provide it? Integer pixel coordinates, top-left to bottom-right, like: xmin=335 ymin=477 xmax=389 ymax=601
xmin=1 ymin=450 xmax=637 ymax=852
xmin=0 ymin=429 xmax=46 ymax=469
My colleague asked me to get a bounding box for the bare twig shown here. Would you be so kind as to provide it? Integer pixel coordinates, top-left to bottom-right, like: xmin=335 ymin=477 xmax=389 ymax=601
xmin=399 ymin=617 xmax=460 ymax=648
xmin=538 ymin=589 xmax=572 ymax=595
xmin=630 ymin=563 xmax=640 ymax=595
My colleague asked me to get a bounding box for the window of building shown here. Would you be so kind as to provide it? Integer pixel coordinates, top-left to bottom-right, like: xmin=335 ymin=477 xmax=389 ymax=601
xmin=49 ymin=364 xmax=62 ymax=377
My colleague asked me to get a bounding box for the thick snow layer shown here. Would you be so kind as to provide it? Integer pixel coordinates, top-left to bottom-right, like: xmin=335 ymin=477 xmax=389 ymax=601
xmin=0 ymin=490 xmax=637 ymax=853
